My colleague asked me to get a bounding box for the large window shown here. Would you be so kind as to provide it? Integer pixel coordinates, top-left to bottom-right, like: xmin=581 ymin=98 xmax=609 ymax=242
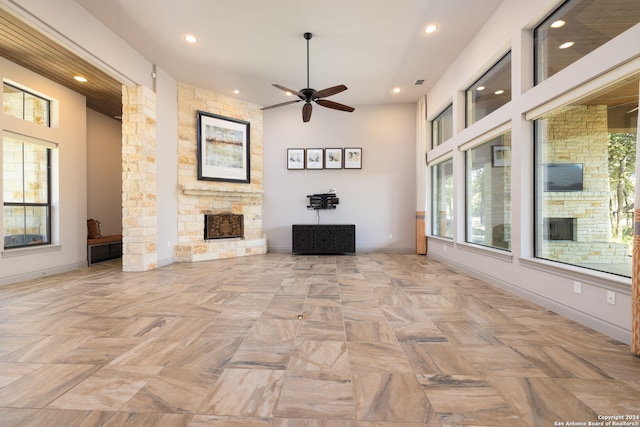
xmin=3 ymin=135 xmax=52 ymax=249
xmin=465 ymin=52 xmax=511 ymax=127
xmin=431 ymin=159 xmax=454 ymax=239
xmin=535 ymin=0 xmax=640 ymax=84
xmin=3 ymin=82 xmax=50 ymax=127
xmin=466 ymin=131 xmax=511 ymax=250
xmin=534 ymin=75 xmax=638 ymax=277
xmin=432 ymin=104 xmax=453 ymax=148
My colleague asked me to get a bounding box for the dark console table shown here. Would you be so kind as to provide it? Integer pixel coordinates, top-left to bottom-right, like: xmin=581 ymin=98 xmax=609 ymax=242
xmin=292 ymin=224 xmax=356 ymax=255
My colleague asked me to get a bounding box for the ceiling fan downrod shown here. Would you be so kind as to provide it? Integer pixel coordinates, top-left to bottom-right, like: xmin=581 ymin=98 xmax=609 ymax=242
xmin=304 ymin=32 xmax=312 ymax=90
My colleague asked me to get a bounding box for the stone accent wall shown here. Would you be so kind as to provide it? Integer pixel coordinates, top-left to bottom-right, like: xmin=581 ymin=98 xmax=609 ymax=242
xmin=121 ymin=85 xmax=158 ymax=272
xmin=175 ymin=83 xmax=266 ymax=262
xmin=540 ymin=105 xmax=627 ymax=264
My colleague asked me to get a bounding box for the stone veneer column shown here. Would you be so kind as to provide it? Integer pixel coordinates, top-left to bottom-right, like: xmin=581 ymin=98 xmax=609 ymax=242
xmin=121 ymin=85 xmax=158 ymax=272
xmin=633 ymin=209 xmax=640 ymax=355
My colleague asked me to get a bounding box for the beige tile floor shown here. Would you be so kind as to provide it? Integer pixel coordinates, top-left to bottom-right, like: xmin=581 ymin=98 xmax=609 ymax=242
xmin=0 ymin=253 xmax=639 ymax=426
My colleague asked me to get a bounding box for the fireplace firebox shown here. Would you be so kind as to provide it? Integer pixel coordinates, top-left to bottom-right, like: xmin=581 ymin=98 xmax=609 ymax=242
xmin=204 ymin=214 xmax=244 ymax=239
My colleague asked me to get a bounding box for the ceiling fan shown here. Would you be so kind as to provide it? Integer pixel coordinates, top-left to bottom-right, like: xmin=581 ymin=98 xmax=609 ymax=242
xmin=261 ymin=32 xmax=355 ymax=122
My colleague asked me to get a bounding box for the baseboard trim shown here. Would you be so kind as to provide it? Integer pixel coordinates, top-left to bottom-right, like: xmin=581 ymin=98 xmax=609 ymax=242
xmin=0 ymin=261 xmax=87 ymax=287
xmin=428 ymin=253 xmax=631 ymax=345
xmin=267 ymin=247 xmax=415 ymax=255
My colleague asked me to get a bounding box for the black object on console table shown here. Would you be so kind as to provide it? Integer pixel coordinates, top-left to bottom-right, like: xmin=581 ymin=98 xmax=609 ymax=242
xmin=292 ymin=224 xmax=356 ymax=255
xmin=307 ymin=193 xmax=339 ymax=210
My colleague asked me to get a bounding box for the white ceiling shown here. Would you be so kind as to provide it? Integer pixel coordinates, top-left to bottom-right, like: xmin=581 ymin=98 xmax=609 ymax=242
xmin=73 ymin=0 xmax=503 ymax=108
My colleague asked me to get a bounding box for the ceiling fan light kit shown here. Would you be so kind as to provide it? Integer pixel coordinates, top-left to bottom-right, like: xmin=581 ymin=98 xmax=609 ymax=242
xmin=262 ymin=32 xmax=355 ymax=122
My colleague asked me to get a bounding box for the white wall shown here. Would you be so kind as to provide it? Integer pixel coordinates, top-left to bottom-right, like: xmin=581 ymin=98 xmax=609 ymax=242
xmin=0 ymin=57 xmax=88 ymax=284
xmin=263 ymin=103 xmax=416 ymax=253
xmin=425 ymin=0 xmax=640 ymax=343
xmin=86 ymin=108 xmax=121 ymax=236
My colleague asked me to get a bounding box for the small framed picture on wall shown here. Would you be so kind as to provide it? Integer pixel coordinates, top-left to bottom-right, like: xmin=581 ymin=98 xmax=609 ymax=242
xmin=324 ymin=148 xmax=343 ymax=169
xmin=344 ymin=147 xmax=362 ymax=169
xmin=306 ymin=148 xmax=324 ymax=169
xmin=287 ymin=148 xmax=305 ymax=170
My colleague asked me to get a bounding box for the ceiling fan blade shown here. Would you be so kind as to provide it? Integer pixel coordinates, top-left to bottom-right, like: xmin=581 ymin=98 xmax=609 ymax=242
xmin=316 ymin=99 xmax=355 ymax=112
xmin=314 ymin=84 xmax=348 ymax=99
xmin=302 ymin=103 xmax=312 ymax=122
xmin=273 ymin=84 xmax=301 ymax=97
xmin=261 ymin=99 xmax=301 ymax=110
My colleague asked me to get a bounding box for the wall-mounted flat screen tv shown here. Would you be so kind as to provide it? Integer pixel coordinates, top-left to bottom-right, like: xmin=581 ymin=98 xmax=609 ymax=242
xmin=544 ymin=163 xmax=583 ymax=192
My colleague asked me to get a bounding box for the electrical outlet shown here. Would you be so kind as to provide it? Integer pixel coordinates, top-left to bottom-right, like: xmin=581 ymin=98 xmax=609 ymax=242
xmin=607 ymin=291 xmax=616 ymax=305
xmin=573 ymin=281 xmax=581 ymax=294
xmin=388 ymin=234 xmax=393 ymax=239
xmin=443 ymin=245 xmax=446 ymax=251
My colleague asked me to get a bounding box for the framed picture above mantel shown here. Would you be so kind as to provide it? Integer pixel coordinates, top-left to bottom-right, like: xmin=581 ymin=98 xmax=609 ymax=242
xmin=197 ymin=110 xmax=250 ymax=183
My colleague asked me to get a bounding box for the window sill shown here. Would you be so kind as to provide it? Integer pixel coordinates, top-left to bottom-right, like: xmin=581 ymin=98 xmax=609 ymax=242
xmin=2 ymin=244 xmax=61 ymax=258
xmin=457 ymin=241 xmax=513 ymax=262
xmin=428 ymin=235 xmax=454 ymax=244
xmin=518 ymin=256 xmax=631 ymax=292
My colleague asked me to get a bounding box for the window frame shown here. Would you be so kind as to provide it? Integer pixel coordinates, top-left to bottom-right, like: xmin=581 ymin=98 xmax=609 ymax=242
xmin=532 ymin=75 xmax=639 ymax=278
xmin=464 ymin=131 xmax=512 ymax=251
xmin=3 ymin=82 xmax=51 ymax=127
xmin=533 ymin=0 xmax=640 ymax=85
xmin=3 ymin=138 xmax=52 ymax=249
xmin=465 ymin=51 xmax=512 ymax=127
xmin=431 ymin=103 xmax=453 ymax=148
xmin=431 ymin=158 xmax=454 ymax=240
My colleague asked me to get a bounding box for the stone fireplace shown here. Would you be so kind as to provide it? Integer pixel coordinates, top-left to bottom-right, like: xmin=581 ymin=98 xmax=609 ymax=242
xmin=174 ymin=83 xmax=267 ymax=262
xmin=175 ymin=183 xmax=266 ymax=262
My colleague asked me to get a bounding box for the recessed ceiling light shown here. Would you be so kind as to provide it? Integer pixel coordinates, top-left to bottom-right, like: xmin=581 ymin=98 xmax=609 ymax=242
xmin=425 ymin=24 xmax=438 ymax=34
xmin=233 ymin=89 xmax=240 ymax=94
xmin=74 ymin=75 xmax=88 ymax=82
xmin=550 ymin=20 xmax=566 ymax=28
xmin=185 ymin=34 xmax=197 ymax=44
xmin=393 ymin=87 xmax=401 ymax=94
xmin=476 ymin=86 xmax=485 ymax=91
xmin=494 ymin=89 xmax=505 ymax=95
xmin=559 ymin=41 xmax=575 ymax=49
